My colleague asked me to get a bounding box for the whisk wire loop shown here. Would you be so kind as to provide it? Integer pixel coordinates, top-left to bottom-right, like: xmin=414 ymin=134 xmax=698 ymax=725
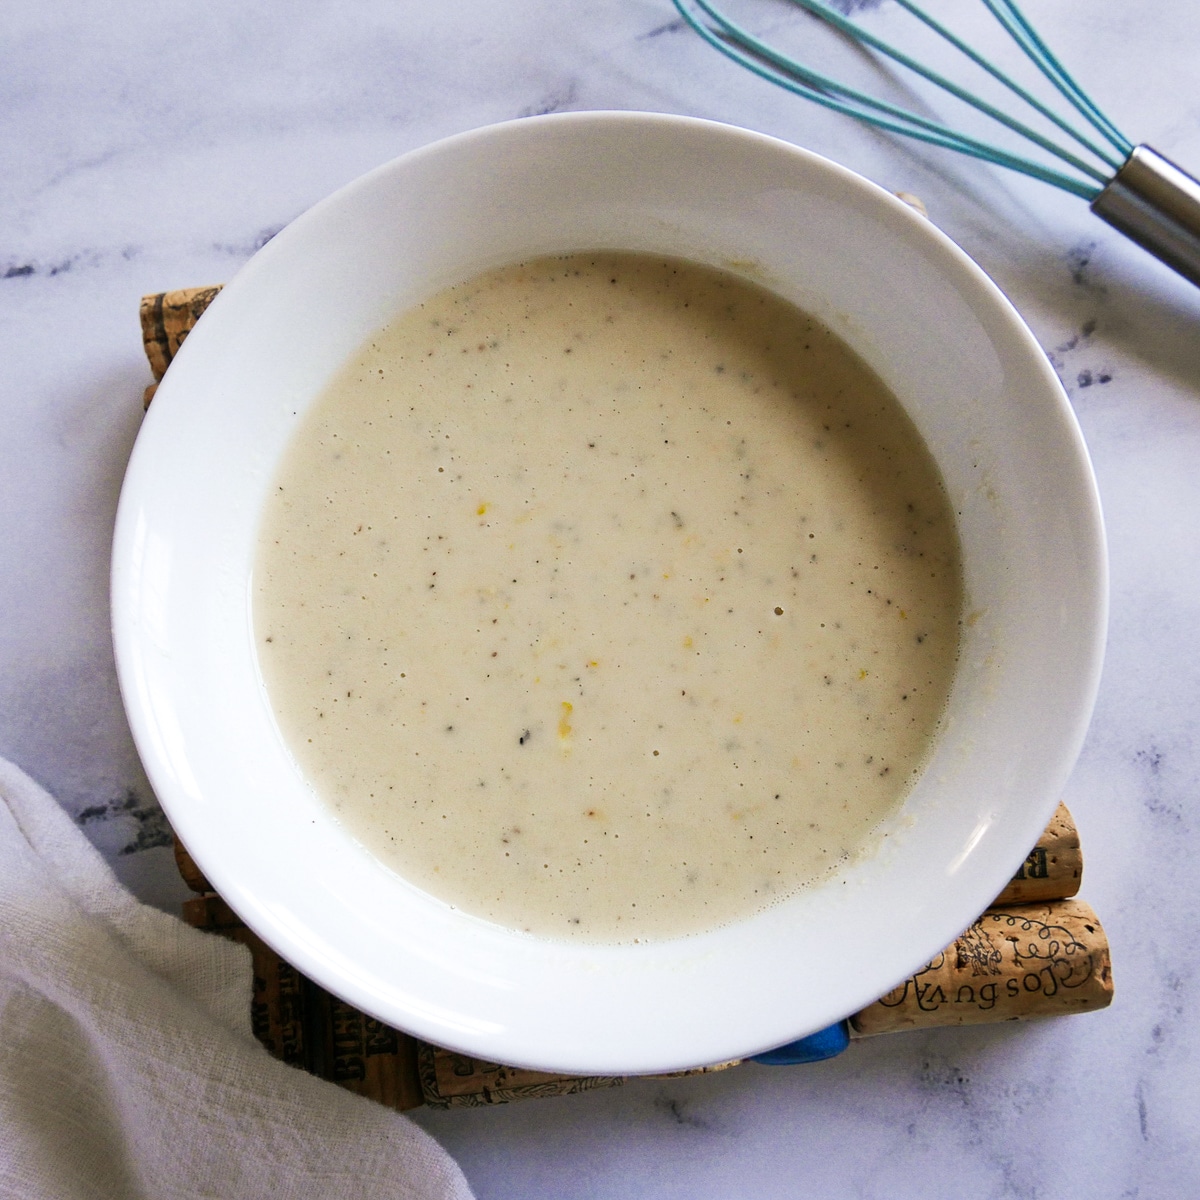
xmin=890 ymin=0 xmax=1124 ymax=171
xmin=673 ymin=0 xmax=1105 ymax=198
xmin=981 ymin=0 xmax=1131 ymax=157
xmin=787 ymin=0 xmax=1112 ymax=184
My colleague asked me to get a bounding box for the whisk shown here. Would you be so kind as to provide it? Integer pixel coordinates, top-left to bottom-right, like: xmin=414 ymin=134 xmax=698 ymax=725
xmin=673 ymin=0 xmax=1200 ymax=288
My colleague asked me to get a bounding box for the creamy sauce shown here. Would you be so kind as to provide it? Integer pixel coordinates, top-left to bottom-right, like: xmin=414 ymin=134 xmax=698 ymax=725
xmin=255 ymin=253 xmax=962 ymax=942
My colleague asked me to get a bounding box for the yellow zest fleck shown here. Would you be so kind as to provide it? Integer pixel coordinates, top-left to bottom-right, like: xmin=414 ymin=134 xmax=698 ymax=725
xmin=859 ymin=668 xmax=869 ymax=679
xmin=586 ymin=659 xmax=599 ymax=668
xmin=732 ymin=713 xmax=743 ymax=724
xmin=558 ymin=701 xmax=573 ymax=745
xmin=682 ymin=635 xmax=693 ymax=649
xmin=899 ymin=609 xmax=907 ymax=619
xmin=477 ymin=502 xmax=489 ymax=515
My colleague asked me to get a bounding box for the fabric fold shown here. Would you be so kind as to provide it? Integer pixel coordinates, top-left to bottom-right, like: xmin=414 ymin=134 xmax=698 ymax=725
xmin=0 ymin=756 xmax=474 ymax=1200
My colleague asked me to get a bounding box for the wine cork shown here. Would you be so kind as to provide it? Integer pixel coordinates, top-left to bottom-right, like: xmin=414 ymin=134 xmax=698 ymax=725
xmin=415 ymin=1045 xmax=739 ymax=1108
xmin=849 ymin=898 xmax=1112 ymax=1037
xmin=173 ymin=838 xmax=213 ymax=894
xmin=991 ymin=801 xmax=1082 ymax=905
xmin=417 ymin=1044 xmax=625 ymax=1109
xmin=139 ymin=284 xmax=224 ymax=395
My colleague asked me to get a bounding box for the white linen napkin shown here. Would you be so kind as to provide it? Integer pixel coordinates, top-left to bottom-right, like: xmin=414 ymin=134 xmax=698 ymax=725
xmin=0 ymin=756 xmax=474 ymax=1200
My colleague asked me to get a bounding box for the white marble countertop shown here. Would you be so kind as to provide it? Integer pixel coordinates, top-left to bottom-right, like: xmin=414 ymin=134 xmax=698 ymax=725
xmin=3 ymin=1 xmax=1199 ymax=1195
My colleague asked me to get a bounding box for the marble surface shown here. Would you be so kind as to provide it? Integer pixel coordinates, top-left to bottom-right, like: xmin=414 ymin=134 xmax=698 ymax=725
xmin=3 ymin=0 xmax=1199 ymax=1194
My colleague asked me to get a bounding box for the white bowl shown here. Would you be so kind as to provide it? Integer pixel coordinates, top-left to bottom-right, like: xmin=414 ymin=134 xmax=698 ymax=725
xmin=112 ymin=112 xmax=1106 ymax=1075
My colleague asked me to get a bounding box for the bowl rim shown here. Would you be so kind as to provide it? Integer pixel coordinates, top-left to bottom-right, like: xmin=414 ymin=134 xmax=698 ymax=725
xmin=112 ymin=110 xmax=1108 ymax=1074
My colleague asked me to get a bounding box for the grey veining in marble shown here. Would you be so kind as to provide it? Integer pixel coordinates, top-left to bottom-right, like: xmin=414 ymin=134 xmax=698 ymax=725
xmin=3 ymin=0 xmax=1199 ymax=1194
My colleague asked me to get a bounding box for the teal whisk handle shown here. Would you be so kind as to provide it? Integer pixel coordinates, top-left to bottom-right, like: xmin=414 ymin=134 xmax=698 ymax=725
xmin=1091 ymin=146 xmax=1200 ymax=289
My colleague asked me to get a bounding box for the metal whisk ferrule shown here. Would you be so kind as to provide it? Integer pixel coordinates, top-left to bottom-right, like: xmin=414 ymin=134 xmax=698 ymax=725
xmin=1092 ymin=147 xmax=1200 ymax=289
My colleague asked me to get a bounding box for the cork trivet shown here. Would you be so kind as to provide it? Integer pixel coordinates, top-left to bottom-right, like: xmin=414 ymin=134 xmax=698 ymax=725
xmin=148 ymin=287 xmax=1110 ymax=1108
xmin=172 ymin=824 xmax=1109 ymax=1107
xmin=850 ymin=898 xmax=1112 ymax=1036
